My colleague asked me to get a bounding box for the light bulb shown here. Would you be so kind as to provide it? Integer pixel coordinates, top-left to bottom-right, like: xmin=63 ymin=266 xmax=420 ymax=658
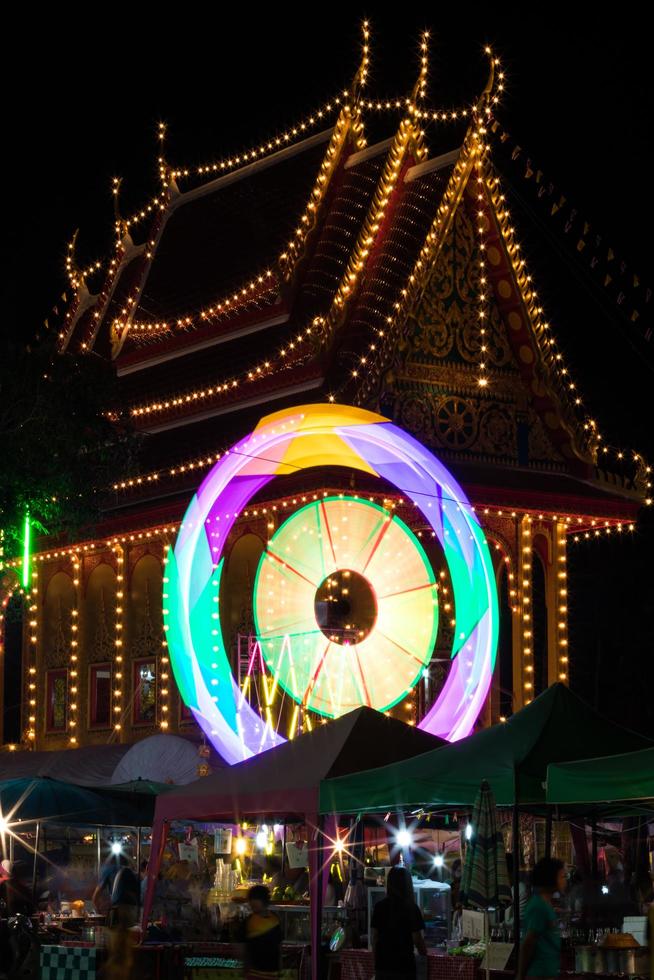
xmin=396 ymin=829 xmax=413 ymax=848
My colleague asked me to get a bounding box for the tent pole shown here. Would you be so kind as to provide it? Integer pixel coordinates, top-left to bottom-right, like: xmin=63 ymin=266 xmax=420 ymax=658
xmin=97 ymin=827 xmax=102 ymax=880
xmin=281 ymin=823 xmax=287 ymax=876
xmin=512 ymin=770 xmax=520 ymax=953
xmin=591 ymin=819 xmax=598 ymax=877
xmin=309 ymin=813 xmax=325 ymax=980
xmin=136 ymin=826 xmax=142 ymax=910
xmin=32 ymin=821 xmax=41 ymax=901
xmin=544 ymin=810 xmax=553 ymax=859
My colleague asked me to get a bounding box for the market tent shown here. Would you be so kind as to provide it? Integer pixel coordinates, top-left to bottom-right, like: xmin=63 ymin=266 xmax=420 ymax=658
xmin=547 ymin=745 xmax=654 ymax=805
xmin=143 ymin=707 xmax=443 ymax=972
xmin=0 ymin=743 xmax=131 ymax=785
xmin=0 ymin=776 xmax=142 ymax=826
xmin=319 ymin=684 xmax=652 ymax=813
xmin=150 ymin=707 xmax=442 ymax=823
xmin=91 ymin=779 xmax=176 ymax=825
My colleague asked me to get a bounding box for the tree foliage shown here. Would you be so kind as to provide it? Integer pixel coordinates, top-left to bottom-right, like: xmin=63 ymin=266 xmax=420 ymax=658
xmin=0 ymin=335 xmax=137 ymax=557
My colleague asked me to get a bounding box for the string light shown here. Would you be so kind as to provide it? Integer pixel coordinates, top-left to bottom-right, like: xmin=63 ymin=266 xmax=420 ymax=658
xmin=172 ymin=97 xmax=346 ymax=181
xmin=128 ymin=320 xmax=317 ymax=418
xmin=555 ymin=522 xmax=569 ymax=682
xmin=160 ymin=539 xmax=171 ymax=730
xmin=114 ymin=269 xmax=278 ymax=341
xmin=65 ymin=235 xmax=102 ymax=292
xmin=27 ymin=565 xmax=38 ymax=744
xmin=472 ymin=105 xmax=490 ymax=388
xmin=113 ymin=546 xmax=125 ymax=733
xmin=520 ymin=516 xmax=533 ymax=706
xmin=69 ymin=554 xmax=80 ymax=745
xmin=484 ymin=162 xmax=652 ymax=502
xmin=314 ymin=33 xmax=431 ymax=357
xmin=280 ymin=22 xmax=370 ymax=280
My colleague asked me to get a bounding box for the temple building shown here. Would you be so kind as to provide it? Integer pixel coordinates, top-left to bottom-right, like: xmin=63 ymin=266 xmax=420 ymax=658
xmin=0 ymin=35 xmax=645 ymax=754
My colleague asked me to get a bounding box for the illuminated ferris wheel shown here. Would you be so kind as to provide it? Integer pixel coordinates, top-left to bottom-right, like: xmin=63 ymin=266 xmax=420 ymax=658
xmin=164 ymin=404 xmax=498 ymax=763
xmin=252 ymin=496 xmax=438 ymax=720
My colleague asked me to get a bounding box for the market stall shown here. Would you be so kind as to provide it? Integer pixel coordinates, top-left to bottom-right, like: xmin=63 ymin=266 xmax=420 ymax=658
xmin=547 ymin=746 xmax=654 ymax=806
xmin=144 ymin=707 xmax=443 ymax=980
xmin=319 ymin=684 xmax=651 ymax=813
xmin=0 ymin=775 xmax=160 ymax=976
xmin=317 ymin=686 xmax=654 ymax=978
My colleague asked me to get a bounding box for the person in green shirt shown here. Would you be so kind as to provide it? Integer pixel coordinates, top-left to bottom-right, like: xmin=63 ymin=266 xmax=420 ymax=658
xmin=517 ymin=858 xmax=567 ymax=980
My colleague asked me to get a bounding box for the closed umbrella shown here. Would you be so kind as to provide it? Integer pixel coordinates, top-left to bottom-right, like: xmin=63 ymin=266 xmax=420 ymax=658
xmin=461 ymin=780 xmax=511 ymax=910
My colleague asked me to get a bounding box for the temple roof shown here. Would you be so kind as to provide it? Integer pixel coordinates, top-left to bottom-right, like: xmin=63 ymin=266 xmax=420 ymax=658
xmin=54 ymin=55 xmax=646 ymax=526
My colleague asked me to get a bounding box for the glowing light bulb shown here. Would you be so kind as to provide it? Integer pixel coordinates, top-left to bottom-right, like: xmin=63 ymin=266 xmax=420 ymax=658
xmin=433 ymin=854 xmax=445 ymax=868
xmin=396 ymin=829 xmax=413 ymax=848
xmin=465 ymin=823 xmax=473 ymax=841
xmin=111 ymin=842 xmax=122 ymax=855
xmin=235 ymin=837 xmax=247 ymax=856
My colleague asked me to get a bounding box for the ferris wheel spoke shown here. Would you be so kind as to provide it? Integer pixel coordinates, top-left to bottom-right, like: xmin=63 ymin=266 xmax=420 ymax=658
xmin=361 ymin=514 xmax=393 ymax=574
xmin=350 ymin=644 xmax=371 ymax=707
xmin=302 ymin=639 xmax=332 ymax=711
xmin=258 ymin=618 xmax=320 ymax=639
xmin=377 ymin=581 xmax=437 ymax=600
xmin=319 ymin=500 xmax=338 ymax=565
xmin=375 ymin=629 xmax=426 ymax=667
xmin=265 ymin=546 xmax=319 ymax=587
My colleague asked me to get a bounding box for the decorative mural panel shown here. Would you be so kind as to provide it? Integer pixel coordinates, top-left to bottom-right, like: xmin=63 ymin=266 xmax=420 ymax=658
xmin=388 ymin=196 xmax=563 ymax=467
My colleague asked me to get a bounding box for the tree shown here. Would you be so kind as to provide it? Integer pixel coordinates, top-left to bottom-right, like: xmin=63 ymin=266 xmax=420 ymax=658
xmin=0 ymin=334 xmax=137 ymax=559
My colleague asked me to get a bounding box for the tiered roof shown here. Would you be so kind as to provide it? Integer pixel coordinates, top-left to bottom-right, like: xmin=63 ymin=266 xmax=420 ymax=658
xmin=56 ymin=38 xmax=644 ymax=532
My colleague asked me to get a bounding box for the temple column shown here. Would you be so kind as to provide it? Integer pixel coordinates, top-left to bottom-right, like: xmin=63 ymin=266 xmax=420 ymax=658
xmin=513 ymin=515 xmax=533 ymax=709
xmin=551 ymin=521 xmax=569 ymax=685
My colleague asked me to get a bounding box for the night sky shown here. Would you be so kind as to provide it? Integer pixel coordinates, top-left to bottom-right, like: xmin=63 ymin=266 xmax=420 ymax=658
xmin=2 ymin=11 xmax=652 ymax=731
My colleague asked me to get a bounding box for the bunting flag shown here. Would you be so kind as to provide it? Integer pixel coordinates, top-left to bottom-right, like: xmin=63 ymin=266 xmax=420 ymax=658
xmin=490 ymin=119 xmax=652 ymax=335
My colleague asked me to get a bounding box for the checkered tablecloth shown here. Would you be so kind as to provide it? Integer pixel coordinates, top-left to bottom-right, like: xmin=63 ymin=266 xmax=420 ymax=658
xmin=40 ymin=944 xmax=97 ymax=980
xmin=340 ymin=950 xmax=480 ymax=980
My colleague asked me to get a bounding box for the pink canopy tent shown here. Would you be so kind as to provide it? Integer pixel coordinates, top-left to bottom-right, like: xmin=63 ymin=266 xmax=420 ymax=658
xmin=143 ymin=707 xmax=443 ymax=980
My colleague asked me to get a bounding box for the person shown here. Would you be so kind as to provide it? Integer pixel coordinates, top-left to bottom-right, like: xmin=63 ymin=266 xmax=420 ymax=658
xmin=100 ymin=855 xmax=140 ymax=980
xmin=0 ymin=860 xmax=33 ymax=916
xmin=139 ymin=860 xmax=149 ymax=906
xmin=244 ymin=884 xmax=282 ymax=980
xmin=92 ymin=856 xmax=118 ymax=914
xmin=449 ymin=858 xmax=462 ymax=908
xmin=505 ymin=853 xmax=530 ymax=927
xmin=517 ymin=857 xmax=566 ymax=980
xmin=371 ymin=865 xmax=427 ymax=980
xmin=109 ymin=855 xmax=140 ymax=928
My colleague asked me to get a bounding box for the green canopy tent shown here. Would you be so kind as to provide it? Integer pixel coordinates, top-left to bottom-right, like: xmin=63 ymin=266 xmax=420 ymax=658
xmin=547 ymin=745 xmax=654 ymax=806
xmin=319 ymin=684 xmax=651 ymax=814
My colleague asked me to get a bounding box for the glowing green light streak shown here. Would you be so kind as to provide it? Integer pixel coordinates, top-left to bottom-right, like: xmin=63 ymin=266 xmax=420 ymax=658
xmin=22 ymin=512 xmax=31 ymax=589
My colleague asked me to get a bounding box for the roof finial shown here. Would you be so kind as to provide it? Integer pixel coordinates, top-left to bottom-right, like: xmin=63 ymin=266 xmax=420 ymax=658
xmin=410 ymin=30 xmax=430 ymax=105
xmin=157 ymin=121 xmax=169 ymax=186
xmin=350 ymin=19 xmax=371 ymax=107
xmin=480 ymin=44 xmax=504 ymax=109
xmin=65 ymin=230 xmax=83 ymax=290
xmin=112 ymin=176 xmax=127 ymax=239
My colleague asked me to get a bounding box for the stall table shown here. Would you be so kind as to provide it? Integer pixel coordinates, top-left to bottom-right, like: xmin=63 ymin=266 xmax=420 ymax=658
xmin=184 ymin=941 xmax=310 ymax=980
xmin=340 ymin=950 xmax=480 ymax=980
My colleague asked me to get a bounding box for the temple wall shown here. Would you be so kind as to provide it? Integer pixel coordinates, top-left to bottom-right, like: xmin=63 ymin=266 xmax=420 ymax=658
xmin=1 ymin=504 xmax=569 ymax=751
